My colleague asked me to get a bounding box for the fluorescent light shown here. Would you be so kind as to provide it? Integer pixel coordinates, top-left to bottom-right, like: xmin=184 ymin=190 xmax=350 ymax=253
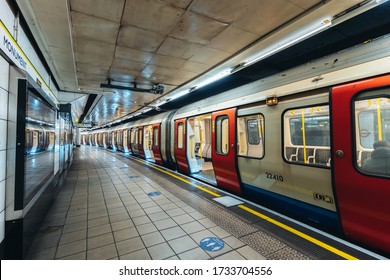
xmin=195 ymin=69 xmax=231 ymax=89
xmin=244 ymin=19 xmax=332 ymax=67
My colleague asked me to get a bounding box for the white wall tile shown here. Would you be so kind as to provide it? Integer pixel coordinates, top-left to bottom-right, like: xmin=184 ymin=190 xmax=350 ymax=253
xmin=6 ymin=121 xmax=16 ymax=150
xmin=0 ymin=55 xmax=9 ymax=91
xmin=0 ymin=150 xmax=5 ymax=181
xmin=8 ymin=67 xmax=25 ymax=96
xmin=6 ymin=148 xmax=15 ymax=178
xmin=0 ymin=119 xmax=6 ymax=150
xmin=0 ymin=88 xmax=7 ymax=121
xmin=7 ymin=92 xmax=17 ymax=123
xmin=5 ymin=175 xmax=15 ymax=219
xmin=0 ymin=210 xmax=4 ymax=243
xmin=0 ymin=179 xmax=4 ymax=211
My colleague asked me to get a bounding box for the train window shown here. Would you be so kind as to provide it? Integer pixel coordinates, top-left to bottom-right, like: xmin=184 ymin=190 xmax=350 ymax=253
xmin=153 ymin=127 xmax=159 ymax=147
xmin=178 ymin=122 xmax=184 ymax=149
xmin=216 ymin=115 xmax=229 ymax=155
xmin=131 ymin=129 xmax=138 ymax=145
xmin=284 ymin=105 xmax=331 ymax=167
xmin=237 ymin=114 xmax=265 ymax=159
xmin=138 ymin=128 xmax=143 ymax=144
xmin=354 ymin=90 xmax=390 ymax=177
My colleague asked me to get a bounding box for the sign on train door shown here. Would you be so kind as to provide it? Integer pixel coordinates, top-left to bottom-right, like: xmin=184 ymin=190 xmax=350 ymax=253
xmin=331 ymin=74 xmax=390 ymax=253
xmin=212 ymin=108 xmax=241 ymax=194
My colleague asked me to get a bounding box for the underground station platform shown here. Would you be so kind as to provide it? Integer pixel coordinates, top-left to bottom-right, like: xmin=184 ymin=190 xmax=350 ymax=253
xmin=26 ymin=146 xmax=387 ymax=260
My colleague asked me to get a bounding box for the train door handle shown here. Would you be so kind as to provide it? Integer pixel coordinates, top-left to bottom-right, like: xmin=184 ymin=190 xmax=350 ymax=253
xmin=231 ymin=144 xmax=235 ymax=148
xmin=335 ymin=150 xmax=344 ymax=158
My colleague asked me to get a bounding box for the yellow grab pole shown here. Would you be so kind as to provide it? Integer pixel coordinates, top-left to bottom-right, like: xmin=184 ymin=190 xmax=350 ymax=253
xmin=376 ymin=98 xmax=383 ymax=141
xmin=301 ymin=109 xmax=307 ymax=163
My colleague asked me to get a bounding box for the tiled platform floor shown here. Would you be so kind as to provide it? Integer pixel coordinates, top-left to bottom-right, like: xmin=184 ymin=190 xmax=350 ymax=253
xmin=26 ymin=146 xmax=304 ymax=260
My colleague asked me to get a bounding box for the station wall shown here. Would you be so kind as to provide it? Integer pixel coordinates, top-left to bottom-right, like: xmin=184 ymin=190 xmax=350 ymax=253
xmin=0 ymin=0 xmax=73 ymax=259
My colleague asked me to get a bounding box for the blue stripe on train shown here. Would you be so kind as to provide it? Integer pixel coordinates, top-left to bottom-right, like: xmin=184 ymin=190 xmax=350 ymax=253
xmin=242 ymin=183 xmax=340 ymax=232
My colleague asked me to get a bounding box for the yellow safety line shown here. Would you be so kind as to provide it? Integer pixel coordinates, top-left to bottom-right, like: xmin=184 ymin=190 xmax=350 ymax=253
xmin=132 ymin=157 xmax=221 ymax=197
xmin=238 ymin=204 xmax=358 ymax=260
xmin=0 ymin=20 xmax=59 ymax=103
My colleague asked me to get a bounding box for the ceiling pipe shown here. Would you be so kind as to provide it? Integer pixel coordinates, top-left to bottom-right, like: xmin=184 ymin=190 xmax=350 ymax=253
xmin=100 ymin=79 xmax=164 ymax=94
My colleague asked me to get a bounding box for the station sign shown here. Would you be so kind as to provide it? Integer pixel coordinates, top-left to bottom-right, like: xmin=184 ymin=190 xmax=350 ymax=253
xmin=0 ymin=19 xmax=58 ymax=105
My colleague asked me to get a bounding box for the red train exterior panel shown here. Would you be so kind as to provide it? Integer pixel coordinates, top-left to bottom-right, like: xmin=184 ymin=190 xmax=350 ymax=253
xmin=331 ymin=74 xmax=390 ymax=253
xmin=212 ymin=108 xmax=241 ymax=194
xmin=152 ymin=124 xmax=163 ymax=165
xmin=174 ymin=118 xmax=189 ymax=174
xmin=137 ymin=126 xmax=145 ymax=159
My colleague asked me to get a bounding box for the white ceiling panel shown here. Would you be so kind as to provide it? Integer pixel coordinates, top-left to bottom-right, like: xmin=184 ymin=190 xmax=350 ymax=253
xmin=232 ymin=0 xmax=310 ymax=36
xmin=74 ymin=38 xmax=115 ymax=67
xmin=117 ymin=25 xmax=166 ymax=52
xmin=170 ymin=11 xmax=228 ymax=45
xmin=122 ymin=0 xmax=185 ymax=34
xmin=189 ymin=0 xmax=257 ymax=23
xmin=71 ymin=11 xmax=120 ymax=44
xmin=160 ymin=0 xmax=193 ymax=9
xmin=76 ymin=63 xmax=110 ymax=76
xmin=189 ymin=47 xmax=231 ymax=65
xmin=114 ymin=46 xmax=154 ymax=64
xmin=208 ymin=26 xmax=258 ymax=54
xmin=70 ymin=0 xmax=125 ymax=23
xmin=156 ymin=37 xmax=203 ymax=59
xmin=148 ymin=55 xmax=187 ymax=69
xmin=179 ymin=60 xmax=210 ymax=74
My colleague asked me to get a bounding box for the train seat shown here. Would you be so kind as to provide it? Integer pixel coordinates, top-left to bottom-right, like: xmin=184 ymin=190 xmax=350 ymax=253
xmin=357 ymin=150 xmax=372 ymax=167
xmin=308 ymin=148 xmax=331 ymax=166
xmin=286 ymin=147 xmax=297 ymax=161
xmin=289 ymin=147 xmax=315 ymax=163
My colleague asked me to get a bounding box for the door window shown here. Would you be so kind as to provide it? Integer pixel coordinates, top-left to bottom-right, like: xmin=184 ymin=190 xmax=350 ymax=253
xmin=354 ymin=90 xmax=390 ymax=177
xmin=177 ymin=123 xmax=184 ymax=149
xmin=153 ymin=126 xmax=159 ymax=147
xmin=216 ymin=115 xmax=229 ymax=155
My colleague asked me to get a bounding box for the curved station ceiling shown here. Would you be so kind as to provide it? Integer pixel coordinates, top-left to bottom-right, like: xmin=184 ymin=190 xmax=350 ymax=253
xmin=14 ymin=0 xmax=390 ymax=127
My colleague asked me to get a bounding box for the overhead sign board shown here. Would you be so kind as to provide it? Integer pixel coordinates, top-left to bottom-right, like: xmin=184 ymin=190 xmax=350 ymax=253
xmin=0 ymin=19 xmax=58 ymax=104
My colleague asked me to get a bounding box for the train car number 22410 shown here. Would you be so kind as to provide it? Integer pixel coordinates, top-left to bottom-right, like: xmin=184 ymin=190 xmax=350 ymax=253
xmin=265 ymin=172 xmax=284 ymax=182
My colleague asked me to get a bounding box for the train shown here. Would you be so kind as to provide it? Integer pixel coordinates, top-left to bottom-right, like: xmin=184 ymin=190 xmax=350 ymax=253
xmin=82 ymin=36 xmax=390 ymax=255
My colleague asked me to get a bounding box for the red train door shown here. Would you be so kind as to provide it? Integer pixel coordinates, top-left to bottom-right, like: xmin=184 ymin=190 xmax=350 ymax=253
xmin=212 ymin=108 xmax=241 ymax=194
xmin=138 ymin=126 xmax=145 ymax=158
xmin=152 ymin=124 xmax=163 ymax=165
xmin=175 ymin=118 xmax=189 ymax=174
xmin=331 ymin=74 xmax=390 ymax=253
